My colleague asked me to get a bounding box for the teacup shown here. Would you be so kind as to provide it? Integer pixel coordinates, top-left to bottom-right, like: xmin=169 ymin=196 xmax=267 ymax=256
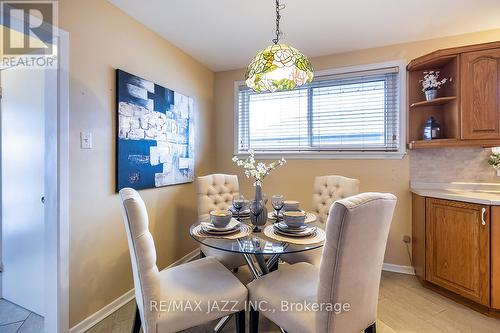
xmin=209 ymin=210 xmax=232 ymax=228
xmin=283 ymin=211 xmax=306 ymax=228
xmin=283 ymin=200 xmax=300 ymax=211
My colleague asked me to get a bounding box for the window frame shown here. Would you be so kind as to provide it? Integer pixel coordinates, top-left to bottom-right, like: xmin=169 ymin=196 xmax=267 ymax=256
xmin=233 ymin=60 xmax=407 ymax=160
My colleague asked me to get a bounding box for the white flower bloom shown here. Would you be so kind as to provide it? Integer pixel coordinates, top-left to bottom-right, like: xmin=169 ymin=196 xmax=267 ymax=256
xmin=232 ymin=153 xmax=286 ymax=184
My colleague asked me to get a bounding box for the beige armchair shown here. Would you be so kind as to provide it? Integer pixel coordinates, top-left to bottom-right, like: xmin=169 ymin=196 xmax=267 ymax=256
xmin=247 ymin=192 xmax=397 ymax=333
xmin=281 ymin=175 xmax=360 ymax=266
xmin=119 ymin=188 xmax=247 ymax=333
xmin=196 ymin=174 xmax=246 ymax=269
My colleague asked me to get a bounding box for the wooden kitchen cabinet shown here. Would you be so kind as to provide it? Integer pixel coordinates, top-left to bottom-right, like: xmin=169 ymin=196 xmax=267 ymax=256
xmin=407 ymin=41 xmax=500 ymax=148
xmin=412 ymin=194 xmax=500 ymax=314
xmin=425 ymin=198 xmax=490 ymax=306
xmin=461 ymin=49 xmax=500 ymax=139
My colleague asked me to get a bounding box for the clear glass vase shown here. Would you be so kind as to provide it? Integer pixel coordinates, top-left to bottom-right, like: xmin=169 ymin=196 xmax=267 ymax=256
xmin=249 ymin=184 xmax=268 ymax=232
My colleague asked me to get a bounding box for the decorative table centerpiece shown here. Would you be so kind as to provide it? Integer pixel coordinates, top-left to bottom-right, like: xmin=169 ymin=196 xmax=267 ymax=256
xmin=420 ymin=70 xmax=451 ymax=101
xmin=232 ymin=150 xmax=286 ymax=231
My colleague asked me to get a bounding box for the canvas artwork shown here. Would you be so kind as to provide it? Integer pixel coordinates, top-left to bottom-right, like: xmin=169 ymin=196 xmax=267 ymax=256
xmin=116 ymin=69 xmax=195 ymax=191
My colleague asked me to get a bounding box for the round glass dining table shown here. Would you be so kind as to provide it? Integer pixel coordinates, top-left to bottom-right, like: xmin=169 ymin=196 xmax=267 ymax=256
xmin=189 ymin=218 xmax=324 ymax=279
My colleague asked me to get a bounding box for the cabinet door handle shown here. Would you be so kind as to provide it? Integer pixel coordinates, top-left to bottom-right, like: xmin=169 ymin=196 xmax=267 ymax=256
xmin=481 ymin=207 xmax=487 ymax=226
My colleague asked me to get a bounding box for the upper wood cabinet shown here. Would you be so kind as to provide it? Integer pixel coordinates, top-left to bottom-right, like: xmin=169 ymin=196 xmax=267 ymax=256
xmin=407 ymin=41 xmax=500 ymax=149
xmin=425 ymin=198 xmax=490 ymax=306
xmin=461 ymin=49 xmax=500 ymax=139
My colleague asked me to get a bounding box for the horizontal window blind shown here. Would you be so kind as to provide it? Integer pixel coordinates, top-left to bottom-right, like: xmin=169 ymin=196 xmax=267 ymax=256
xmin=236 ymin=66 xmax=400 ymax=154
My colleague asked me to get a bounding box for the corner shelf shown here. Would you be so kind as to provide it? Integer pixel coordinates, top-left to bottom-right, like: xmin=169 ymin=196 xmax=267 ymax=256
xmin=407 ymin=55 xmax=460 ymax=145
xmin=410 ymin=96 xmax=457 ymax=108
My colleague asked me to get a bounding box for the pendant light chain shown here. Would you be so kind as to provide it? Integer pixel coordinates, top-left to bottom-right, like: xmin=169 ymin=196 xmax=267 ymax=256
xmin=272 ymin=0 xmax=282 ymax=44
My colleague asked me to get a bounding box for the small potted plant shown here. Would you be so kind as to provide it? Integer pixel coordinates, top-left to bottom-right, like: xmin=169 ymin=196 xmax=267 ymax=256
xmin=488 ymin=147 xmax=500 ymax=176
xmin=420 ymin=70 xmax=451 ymax=101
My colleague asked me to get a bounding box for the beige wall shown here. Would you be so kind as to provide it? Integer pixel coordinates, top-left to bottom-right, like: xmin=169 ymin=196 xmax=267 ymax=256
xmin=59 ymin=0 xmax=215 ymax=326
xmin=58 ymin=0 xmax=500 ymax=326
xmin=214 ymin=29 xmax=500 ymax=269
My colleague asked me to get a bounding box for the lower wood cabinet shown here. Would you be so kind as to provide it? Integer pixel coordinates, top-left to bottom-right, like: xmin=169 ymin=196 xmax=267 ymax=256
xmin=412 ymin=194 xmax=500 ymax=312
xmin=425 ymin=198 xmax=490 ymax=306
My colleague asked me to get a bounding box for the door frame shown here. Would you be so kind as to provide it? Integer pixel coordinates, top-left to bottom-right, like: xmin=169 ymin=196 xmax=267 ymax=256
xmin=0 ymin=22 xmax=70 ymax=332
xmin=50 ymin=27 xmax=70 ymax=333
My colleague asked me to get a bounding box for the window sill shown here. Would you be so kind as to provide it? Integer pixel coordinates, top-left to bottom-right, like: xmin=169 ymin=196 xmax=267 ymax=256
xmin=233 ymin=151 xmax=407 ymax=160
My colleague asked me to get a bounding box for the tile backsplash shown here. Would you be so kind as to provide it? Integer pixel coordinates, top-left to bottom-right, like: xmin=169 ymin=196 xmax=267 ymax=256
xmin=410 ymin=147 xmax=500 ymax=183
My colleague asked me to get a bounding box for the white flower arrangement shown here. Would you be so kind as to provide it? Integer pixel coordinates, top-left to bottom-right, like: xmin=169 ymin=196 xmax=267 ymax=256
xmin=488 ymin=147 xmax=500 ymax=170
xmin=420 ymin=71 xmax=451 ymax=92
xmin=232 ymin=150 xmax=286 ymax=186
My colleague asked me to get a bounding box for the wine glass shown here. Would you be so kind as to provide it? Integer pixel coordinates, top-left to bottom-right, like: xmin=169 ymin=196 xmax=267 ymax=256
xmin=232 ymin=194 xmax=245 ymax=221
xmin=272 ymin=195 xmax=284 ymax=220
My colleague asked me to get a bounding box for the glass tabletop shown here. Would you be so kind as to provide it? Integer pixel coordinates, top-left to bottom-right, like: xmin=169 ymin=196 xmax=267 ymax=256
xmin=189 ymin=218 xmax=324 ymax=255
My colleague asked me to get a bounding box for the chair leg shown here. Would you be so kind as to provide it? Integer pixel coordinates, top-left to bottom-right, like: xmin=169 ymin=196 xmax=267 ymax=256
xmin=235 ymin=310 xmax=245 ymax=333
xmin=132 ymin=305 xmax=141 ymax=333
xmin=269 ymin=260 xmax=279 ymax=272
xmin=249 ymin=306 xmax=259 ymax=333
xmin=364 ymin=322 xmax=376 ymax=333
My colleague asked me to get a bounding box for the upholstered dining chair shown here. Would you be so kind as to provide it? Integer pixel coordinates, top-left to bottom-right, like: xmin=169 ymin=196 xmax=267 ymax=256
xmin=119 ymin=188 xmax=247 ymax=333
xmin=196 ymin=174 xmax=246 ymax=269
xmin=281 ymin=175 xmax=360 ymax=266
xmin=247 ymin=192 xmax=397 ymax=333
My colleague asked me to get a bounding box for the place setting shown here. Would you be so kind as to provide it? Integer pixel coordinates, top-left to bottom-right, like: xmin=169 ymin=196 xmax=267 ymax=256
xmin=264 ymin=196 xmax=325 ymax=245
xmin=267 ymin=196 xmax=317 ymax=224
xmin=191 ymin=209 xmax=253 ymax=240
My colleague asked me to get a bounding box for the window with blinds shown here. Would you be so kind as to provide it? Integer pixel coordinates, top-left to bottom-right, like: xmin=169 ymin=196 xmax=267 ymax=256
xmin=235 ymin=64 xmax=403 ymax=157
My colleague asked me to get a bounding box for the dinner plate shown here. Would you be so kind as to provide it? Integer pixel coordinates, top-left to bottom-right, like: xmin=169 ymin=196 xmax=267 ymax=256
xmin=273 ymin=224 xmax=317 ymax=237
xmin=201 ymin=218 xmax=240 ymax=232
xmin=202 ymin=225 xmax=241 ymax=235
xmin=275 ymin=222 xmax=308 ymax=232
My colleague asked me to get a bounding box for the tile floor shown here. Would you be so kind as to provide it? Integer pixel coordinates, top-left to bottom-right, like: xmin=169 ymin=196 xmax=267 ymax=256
xmin=0 ymin=299 xmax=44 ymax=333
xmin=87 ymin=270 xmax=500 ymax=333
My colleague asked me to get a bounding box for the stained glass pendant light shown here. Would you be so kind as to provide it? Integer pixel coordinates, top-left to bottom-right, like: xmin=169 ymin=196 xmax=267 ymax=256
xmin=245 ymin=0 xmax=314 ymax=92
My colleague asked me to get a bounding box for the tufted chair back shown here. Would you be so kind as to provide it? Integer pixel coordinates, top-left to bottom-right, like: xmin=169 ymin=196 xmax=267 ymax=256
xmin=196 ymin=174 xmax=240 ymax=220
xmin=119 ymin=188 xmax=160 ymax=333
xmin=312 ymin=175 xmax=360 ymax=224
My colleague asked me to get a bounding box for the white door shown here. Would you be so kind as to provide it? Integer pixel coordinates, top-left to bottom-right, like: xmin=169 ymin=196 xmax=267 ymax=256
xmin=1 ymin=65 xmax=47 ymax=316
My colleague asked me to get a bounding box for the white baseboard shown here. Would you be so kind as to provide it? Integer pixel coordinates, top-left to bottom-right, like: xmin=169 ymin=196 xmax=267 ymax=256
xmin=382 ymin=263 xmax=415 ymax=275
xmin=69 ymin=248 xmax=200 ymax=333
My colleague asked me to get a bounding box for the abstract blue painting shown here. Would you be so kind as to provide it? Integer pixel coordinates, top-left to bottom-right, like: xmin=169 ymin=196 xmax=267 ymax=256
xmin=116 ymin=69 xmax=195 ymax=191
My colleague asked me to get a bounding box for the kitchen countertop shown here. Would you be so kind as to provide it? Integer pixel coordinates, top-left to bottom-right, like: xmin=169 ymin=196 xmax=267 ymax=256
xmin=411 ymin=182 xmax=500 ymax=205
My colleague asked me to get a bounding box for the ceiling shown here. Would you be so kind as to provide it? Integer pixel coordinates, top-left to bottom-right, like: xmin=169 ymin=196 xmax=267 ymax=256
xmin=108 ymin=0 xmax=500 ymax=72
